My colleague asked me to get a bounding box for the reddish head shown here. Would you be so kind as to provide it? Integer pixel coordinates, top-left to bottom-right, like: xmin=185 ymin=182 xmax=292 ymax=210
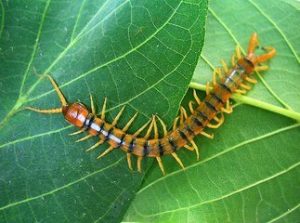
xmin=63 ymin=103 xmax=89 ymax=128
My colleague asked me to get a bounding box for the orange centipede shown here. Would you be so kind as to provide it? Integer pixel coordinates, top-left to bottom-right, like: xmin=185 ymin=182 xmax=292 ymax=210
xmin=26 ymin=33 xmax=276 ymax=175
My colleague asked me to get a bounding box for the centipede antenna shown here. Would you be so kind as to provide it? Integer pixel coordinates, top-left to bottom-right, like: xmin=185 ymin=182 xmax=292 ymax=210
xmin=156 ymin=157 xmax=166 ymax=175
xmin=89 ymin=94 xmax=96 ymax=114
xmin=137 ymin=156 xmax=143 ymax=172
xmin=156 ymin=115 xmax=167 ymax=136
xmin=101 ymin=97 xmax=107 ymax=119
xmin=69 ymin=129 xmax=85 ymax=136
xmin=97 ymin=146 xmax=114 ymax=159
xmin=193 ymin=89 xmax=201 ymax=105
xmin=24 ymin=107 xmax=62 ymax=114
xmin=200 ymin=131 xmax=214 ymax=139
xmin=111 ymin=106 xmax=126 ymax=126
xmin=127 ymin=153 xmax=133 ymax=170
xmin=86 ymin=140 xmax=104 ymax=152
xmin=122 ymin=112 xmax=138 ymax=132
xmin=45 ymin=75 xmax=68 ymax=107
xmin=133 ymin=118 xmax=152 ymax=137
xmin=76 ymin=134 xmax=93 ymax=142
xmin=171 ymin=152 xmax=185 ymax=169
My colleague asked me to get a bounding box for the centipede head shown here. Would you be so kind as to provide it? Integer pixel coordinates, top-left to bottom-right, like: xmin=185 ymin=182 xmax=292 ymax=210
xmin=245 ymin=32 xmax=276 ymax=66
xmin=63 ymin=102 xmax=89 ymax=128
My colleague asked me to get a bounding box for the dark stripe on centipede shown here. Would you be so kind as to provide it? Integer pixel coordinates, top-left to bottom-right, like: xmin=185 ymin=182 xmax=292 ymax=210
xmin=158 ymin=141 xmax=164 ymax=156
xmin=178 ymin=129 xmax=188 ymax=141
xmin=97 ymin=122 xmax=105 ymax=135
xmin=219 ymin=83 xmax=232 ymax=93
xmin=105 ymin=128 xmax=113 ymax=141
xmin=128 ymin=139 xmax=135 ymax=153
xmin=186 ymin=125 xmax=195 ymax=135
xmin=168 ymin=138 xmax=177 ymax=152
xmin=117 ymin=134 xmax=126 ymax=147
xmin=205 ymin=101 xmax=218 ymax=113
xmin=197 ymin=110 xmax=208 ymax=121
xmin=143 ymin=141 xmax=149 ymax=157
xmin=192 ymin=116 xmax=203 ymax=127
xmin=211 ymin=93 xmax=224 ymax=104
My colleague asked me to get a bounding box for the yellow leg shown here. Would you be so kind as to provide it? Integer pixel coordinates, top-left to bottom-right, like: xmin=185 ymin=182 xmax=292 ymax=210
xmin=200 ymin=131 xmax=214 ymax=139
xmin=190 ymin=140 xmax=200 ymax=160
xmin=221 ymin=59 xmax=229 ymax=73
xmin=137 ymin=156 xmax=143 ymax=172
xmin=221 ymin=100 xmax=233 ymax=114
xmin=111 ymin=106 xmax=125 ymax=126
xmin=255 ymin=65 xmax=269 ymax=72
xmin=86 ymin=139 xmax=104 ymax=152
xmin=127 ymin=153 xmax=133 ymax=170
xmin=69 ymin=129 xmax=85 ymax=136
xmin=206 ymin=82 xmax=211 ymax=95
xmin=235 ymin=89 xmax=247 ymax=94
xmin=133 ymin=118 xmax=152 ymax=137
xmin=156 ymin=157 xmax=165 ymax=175
xmin=236 ymin=46 xmax=242 ymax=59
xmin=207 ymin=112 xmax=224 ymax=129
xmin=193 ymin=89 xmax=201 ymax=105
xmin=231 ymin=54 xmax=236 ymax=66
xmin=240 ymin=83 xmax=251 ymax=90
xmin=173 ymin=116 xmax=179 ymax=131
xmin=101 ymin=97 xmax=107 ymax=119
xmin=144 ymin=116 xmax=155 ymax=139
xmin=189 ymin=101 xmax=195 ymax=114
xmin=122 ymin=112 xmax=138 ymax=132
xmin=90 ymin=94 xmax=96 ymax=114
xmin=153 ymin=116 xmax=159 ymax=139
xmin=212 ymin=70 xmax=217 ymax=86
xmin=97 ymin=146 xmax=114 ymax=159
xmin=157 ymin=115 xmax=168 ymax=136
xmin=76 ymin=134 xmax=93 ymax=142
xmin=171 ymin=152 xmax=185 ymax=169
xmin=246 ymin=76 xmax=257 ymax=84
xmin=180 ymin=106 xmax=187 ymax=125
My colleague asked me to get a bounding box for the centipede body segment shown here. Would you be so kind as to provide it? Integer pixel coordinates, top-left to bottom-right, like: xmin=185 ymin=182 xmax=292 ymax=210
xmin=26 ymin=33 xmax=276 ymax=175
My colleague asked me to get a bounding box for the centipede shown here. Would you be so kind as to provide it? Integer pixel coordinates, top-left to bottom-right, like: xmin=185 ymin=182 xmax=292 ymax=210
xmin=26 ymin=33 xmax=276 ymax=175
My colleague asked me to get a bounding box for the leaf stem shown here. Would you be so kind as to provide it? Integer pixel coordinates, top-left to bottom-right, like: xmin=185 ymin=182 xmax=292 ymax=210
xmin=189 ymin=82 xmax=300 ymax=122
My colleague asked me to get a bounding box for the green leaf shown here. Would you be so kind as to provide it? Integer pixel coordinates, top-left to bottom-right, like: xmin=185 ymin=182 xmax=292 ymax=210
xmin=0 ymin=0 xmax=207 ymax=222
xmin=124 ymin=0 xmax=300 ymax=222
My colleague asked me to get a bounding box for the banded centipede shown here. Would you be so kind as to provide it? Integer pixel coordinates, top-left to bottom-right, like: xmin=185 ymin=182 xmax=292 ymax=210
xmin=26 ymin=33 xmax=276 ymax=175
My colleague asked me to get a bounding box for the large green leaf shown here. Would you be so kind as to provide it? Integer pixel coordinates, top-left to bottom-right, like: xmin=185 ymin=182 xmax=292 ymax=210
xmin=0 ymin=0 xmax=207 ymax=222
xmin=124 ymin=0 xmax=300 ymax=222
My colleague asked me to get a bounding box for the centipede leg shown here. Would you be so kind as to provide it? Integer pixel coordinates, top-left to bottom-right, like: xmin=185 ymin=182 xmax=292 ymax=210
xmin=86 ymin=139 xmax=105 ymax=152
xmin=101 ymin=97 xmax=107 ymax=119
xmin=111 ymin=106 xmax=126 ymax=126
xmin=235 ymin=89 xmax=247 ymax=94
xmin=171 ymin=152 xmax=185 ymax=169
xmin=173 ymin=117 xmax=179 ymax=131
xmin=207 ymin=112 xmax=224 ymax=129
xmin=180 ymin=106 xmax=188 ymax=125
xmin=133 ymin=118 xmax=152 ymax=137
xmin=206 ymin=82 xmax=211 ymax=95
xmin=127 ymin=153 xmax=133 ymax=170
xmin=221 ymin=59 xmax=229 ymax=73
xmin=76 ymin=134 xmax=93 ymax=142
xmin=189 ymin=101 xmax=195 ymax=114
xmin=156 ymin=157 xmax=165 ymax=175
xmin=97 ymin=146 xmax=114 ymax=159
xmin=137 ymin=156 xmax=143 ymax=173
xmin=246 ymin=77 xmax=257 ymax=84
xmin=255 ymin=65 xmax=269 ymax=72
xmin=144 ymin=116 xmax=155 ymax=139
xmin=221 ymin=100 xmax=233 ymax=114
xmin=90 ymin=94 xmax=96 ymax=114
xmin=200 ymin=131 xmax=214 ymax=139
xmin=157 ymin=115 xmax=168 ymax=136
xmin=69 ymin=129 xmax=85 ymax=136
xmin=240 ymin=83 xmax=251 ymax=91
xmin=122 ymin=112 xmax=138 ymax=132
xmin=231 ymin=54 xmax=236 ymax=66
xmin=193 ymin=89 xmax=201 ymax=105
xmin=236 ymin=46 xmax=242 ymax=59
xmin=190 ymin=140 xmax=200 ymax=160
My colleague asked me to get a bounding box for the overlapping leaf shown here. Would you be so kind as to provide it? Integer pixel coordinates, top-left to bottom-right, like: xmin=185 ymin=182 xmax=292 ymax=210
xmin=0 ymin=0 xmax=207 ymax=222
